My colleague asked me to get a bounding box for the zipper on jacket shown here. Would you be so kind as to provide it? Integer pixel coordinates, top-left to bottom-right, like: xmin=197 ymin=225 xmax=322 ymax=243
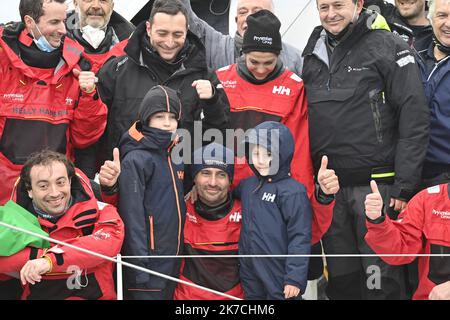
xmin=369 ymin=90 xmax=383 ymax=143
xmin=427 ymin=55 xmax=450 ymax=82
xmin=167 ymin=154 xmax=183 ymax=256
xmin=149 ymin=216 xmax=155 ymax=251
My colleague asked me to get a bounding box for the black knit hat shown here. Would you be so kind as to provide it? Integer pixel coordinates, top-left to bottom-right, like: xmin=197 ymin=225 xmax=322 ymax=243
xmin=138 ymin=85 xmax=182 ymax=126
xmin=242 ymin=10 xmax=282 ymax=54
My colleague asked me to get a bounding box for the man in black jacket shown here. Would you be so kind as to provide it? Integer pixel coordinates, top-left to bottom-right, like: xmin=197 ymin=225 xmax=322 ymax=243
xmin=96 ymin=0 xmax=230 ymax=191
xmin=364 ymin=0 xmax=432 ymax=52
xmin=302 ymin=0 xmax=430 ymax=299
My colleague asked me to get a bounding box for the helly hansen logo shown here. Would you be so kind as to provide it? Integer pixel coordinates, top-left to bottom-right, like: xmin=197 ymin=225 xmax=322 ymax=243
xmin=229 ymin=211 xmax=242 ymax=222
xmin=262 ymin=193 xmax=276 ymax=202
xmin=272 ymin=86 xmax=291 ymax=96
xmin=177 ymin=171 xmax=184 ymax=180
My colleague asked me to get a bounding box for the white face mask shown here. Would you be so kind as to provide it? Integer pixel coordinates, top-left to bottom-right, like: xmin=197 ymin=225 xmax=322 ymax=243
xmin=81 ymin=25 xmax=106 ymax=49
xmin=30 ymin=19 xmax=59 ymax=52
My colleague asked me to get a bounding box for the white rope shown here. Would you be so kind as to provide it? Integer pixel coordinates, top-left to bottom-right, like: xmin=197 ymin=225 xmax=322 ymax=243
xmin=122 ymin=253 xmax=450 ymax=258
xmin=0 ymin=221 xmax=242 ymax=300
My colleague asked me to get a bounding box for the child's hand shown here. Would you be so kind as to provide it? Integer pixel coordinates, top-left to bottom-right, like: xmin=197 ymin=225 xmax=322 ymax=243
xmin=284 ymin=284 xmax=300 ymax=299
xmin=192 ymin=80 xmax=213 ymax=100
xmin=184 ymin=185 xmax=198 ymax=204
xmin=99 ymin=148 xmax=121 ymax=187
xmin=365 ymin=180 xmax=383 ymax=220
xmin=317 ymin=155 xmax=339 ymax=195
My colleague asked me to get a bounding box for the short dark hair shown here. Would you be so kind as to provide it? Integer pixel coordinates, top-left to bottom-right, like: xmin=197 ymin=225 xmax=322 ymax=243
xmin=19 ymin=0 xmax=65 ymax=23
xmin=20 ymin=150 xmax=75 ymax=191
xmin=149 ymin=0 xmax=188 ymax=27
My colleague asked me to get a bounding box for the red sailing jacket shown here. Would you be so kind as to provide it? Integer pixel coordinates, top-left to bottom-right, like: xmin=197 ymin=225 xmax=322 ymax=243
xmin=216 ymin=64 xmax=333 ymax=244
xmin=174 ymin=199 xmax=244 ymax=300
xmin=365 ymin=183 xmax=450 ymax=300
xmin=83 ymin=40 xmax=128 ymax=74
xmin=0 ymin=25 xmax=108 ymax=205
xmin=0 ymin=169 xmax=124 ymax=300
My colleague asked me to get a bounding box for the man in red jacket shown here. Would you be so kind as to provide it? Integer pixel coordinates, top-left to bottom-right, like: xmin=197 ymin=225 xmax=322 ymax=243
xmin=0 ymin=150 xmax=124 ymax=300
xmin=215 ymin=10 xmax=338 ymax=244
xmin=0 ymin=0 xmax=108 ymax=298
xmin=174 ymin=143 xmax=244 ymax=300
xmin=365 ymin=180 xmax=450 ymax=300
xmin=0 ymin=0 xmax=108 ymax=206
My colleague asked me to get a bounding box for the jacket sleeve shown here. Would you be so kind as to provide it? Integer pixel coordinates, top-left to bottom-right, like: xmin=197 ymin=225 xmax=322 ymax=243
xmin=283 ymin=82 xmax=334 ymax=244
xmin=365 ymin=190 xmax=425 ymax=265
xmin=46 ymin=204 xmax=124 ymax=273
xmin=0 ymin=248 xmax=34 ymax=274
xmin=96 ymin=56 xmax=120 ymax=110
xmin=201 ymin=71 xmax=231 ymax=135
xmin=70 ymin=74 xmax=108 ymax=149
xmin=118 ymin=152 xmax=154 ymax=261
xmin=280 ymin=43 xmax=304 ymax=77
xmin=180 ymin=0 xmax=235 ymax=70
xmin=377 ymin=37 xmax=430 ymax=201
xmin=279 ymin=189 xmax=312 ymax=294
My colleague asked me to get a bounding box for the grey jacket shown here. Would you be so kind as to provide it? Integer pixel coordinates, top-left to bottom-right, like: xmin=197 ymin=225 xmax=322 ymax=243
xmin=181 ymin=0 xmax=303 ymax=76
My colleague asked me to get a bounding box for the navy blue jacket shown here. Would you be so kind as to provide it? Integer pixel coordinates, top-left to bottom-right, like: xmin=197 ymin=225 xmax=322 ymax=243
xmin=236 ymin=121 xmax=312 ymax=293
xmin=416 ymin=45 xmax=450 ymax=166
xmin=118 ymin=123 xmax=186 ymax=291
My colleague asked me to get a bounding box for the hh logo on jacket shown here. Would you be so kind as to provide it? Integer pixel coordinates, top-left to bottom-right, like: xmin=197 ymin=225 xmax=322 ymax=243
xmin=262 ymin=192 xmax=276 ymax=203
xmin=272 ymin=86 xmax=291 ymax=96
xmin=177 ymin=171 xmax=184 ymax=180
xmin=229 ymin=211 xmax=242 ymax=222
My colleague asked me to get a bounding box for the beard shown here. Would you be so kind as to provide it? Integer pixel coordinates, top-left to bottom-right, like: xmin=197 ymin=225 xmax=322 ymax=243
xmin=78 ymin=7 xmax=112 ymax=29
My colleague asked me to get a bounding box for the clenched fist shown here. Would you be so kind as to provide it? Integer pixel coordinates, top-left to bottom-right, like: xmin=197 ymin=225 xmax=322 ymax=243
xmin=73 ymin=69 xmax=97 ymax=94
xmin=192 ymin=80 xmax=213 ymax=100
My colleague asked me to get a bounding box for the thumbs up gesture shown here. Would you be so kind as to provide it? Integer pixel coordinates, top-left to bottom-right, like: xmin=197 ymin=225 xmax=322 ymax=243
xmin=317 ymin=155 xmax=339 ymax=195
xmin=365 ymin=180 xmax=383 ymax=220
xmin=73 ymin=68 xmax=97 ymax=94
xmin=99 ymin=148 xmax=121 ymax=188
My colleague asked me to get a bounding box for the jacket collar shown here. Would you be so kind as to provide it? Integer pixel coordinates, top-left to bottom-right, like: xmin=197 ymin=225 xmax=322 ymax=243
xmin=14 ymin=170 xmax=96 ymax=228
xmin=1 ymin=22 xmax=84 ymax=83
xmin=124 ymin=21 xmax=206 ymax=72
xmin=303 ymin=12 xmax=390 ymax=69
xmin=236 ymin=55 xmax=285 ymax=84
xmin=66 ymin=10 xmax=135 ymax=42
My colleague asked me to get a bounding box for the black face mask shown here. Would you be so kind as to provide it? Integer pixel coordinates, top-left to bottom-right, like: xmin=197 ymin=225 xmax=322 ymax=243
xmin=433 ymin=35 xmax=450 ymax=55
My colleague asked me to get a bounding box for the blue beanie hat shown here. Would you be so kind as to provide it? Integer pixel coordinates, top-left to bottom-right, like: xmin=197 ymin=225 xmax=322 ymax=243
xmin=192 ymin=143 xmax=234 ymax=182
